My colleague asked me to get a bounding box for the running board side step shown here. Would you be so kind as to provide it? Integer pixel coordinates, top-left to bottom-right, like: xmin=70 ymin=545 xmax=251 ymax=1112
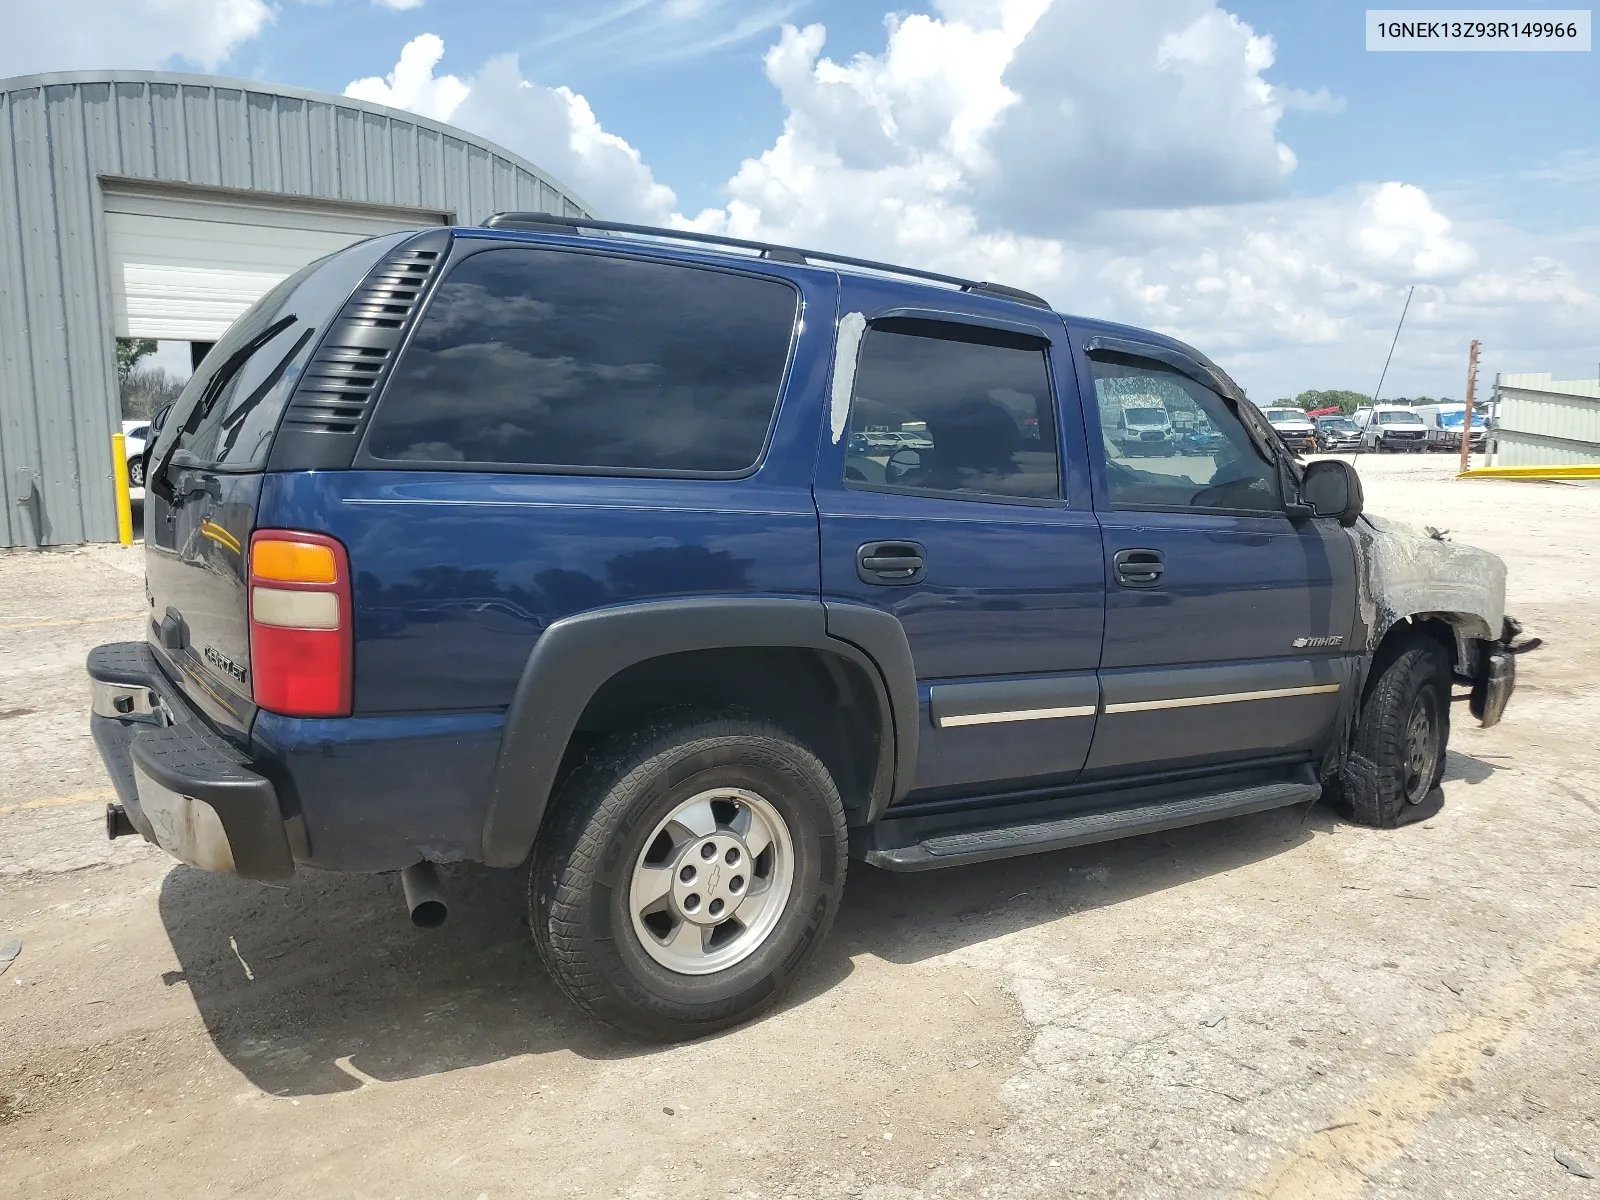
xmin=864 ymin=780 xmax=1320 ymax=872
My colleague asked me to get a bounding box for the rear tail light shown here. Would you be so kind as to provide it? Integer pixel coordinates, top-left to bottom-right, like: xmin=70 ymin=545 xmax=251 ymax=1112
xmin=249 ymin=530 xmax=352 ymax=717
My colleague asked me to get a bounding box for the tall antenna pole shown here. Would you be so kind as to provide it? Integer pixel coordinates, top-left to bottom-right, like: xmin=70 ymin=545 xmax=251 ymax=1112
xmin=1459 ymin=339 xmax=1480 ymax=474
xmin=1353 ymin=285 xmax=1414 ymax=460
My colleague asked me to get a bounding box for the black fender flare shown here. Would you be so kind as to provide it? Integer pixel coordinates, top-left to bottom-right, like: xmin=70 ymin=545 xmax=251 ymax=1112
xmin=481 ymin=596 xmax=917 ymax=868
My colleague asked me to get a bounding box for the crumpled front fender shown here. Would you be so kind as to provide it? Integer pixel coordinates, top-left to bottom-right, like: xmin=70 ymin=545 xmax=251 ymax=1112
xmin=1347 ymin=513 xmax=1507 ymax=654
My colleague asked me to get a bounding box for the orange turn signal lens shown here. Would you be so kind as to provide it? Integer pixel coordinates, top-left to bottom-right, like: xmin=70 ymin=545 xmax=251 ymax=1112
xmin=251 ymin=539 xmax=338 ymax=584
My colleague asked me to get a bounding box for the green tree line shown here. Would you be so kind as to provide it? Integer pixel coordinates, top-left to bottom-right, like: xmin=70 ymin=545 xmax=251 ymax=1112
xmin=115 ymin=338 xmax=157 ymax=384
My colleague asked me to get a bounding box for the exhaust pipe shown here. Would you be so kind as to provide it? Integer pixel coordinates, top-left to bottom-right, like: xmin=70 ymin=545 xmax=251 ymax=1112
xmin=400 ymin=861 xmax=448 ymax=928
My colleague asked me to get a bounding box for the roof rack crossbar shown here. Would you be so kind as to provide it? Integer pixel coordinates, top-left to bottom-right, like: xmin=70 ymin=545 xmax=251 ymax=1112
xmin=479 ymin=213 xmax=1051 ymax=309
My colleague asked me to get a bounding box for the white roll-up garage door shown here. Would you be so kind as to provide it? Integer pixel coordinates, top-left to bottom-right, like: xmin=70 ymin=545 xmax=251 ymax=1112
xmin=103 ymin=184 xmax=448 ymax=341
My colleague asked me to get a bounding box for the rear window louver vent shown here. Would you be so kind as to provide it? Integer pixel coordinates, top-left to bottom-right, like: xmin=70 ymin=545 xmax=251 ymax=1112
xmin=285 ymin=345 xmax=392 ymax=434
xmin=345 ymin=250 xmax=440 ymax=329
xmin=275 ymin=231 xmax=450 ymax=456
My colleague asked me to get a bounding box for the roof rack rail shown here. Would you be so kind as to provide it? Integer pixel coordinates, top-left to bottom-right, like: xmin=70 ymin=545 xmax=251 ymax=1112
xmin=479 ymin=213 xmax=1052 ymax=310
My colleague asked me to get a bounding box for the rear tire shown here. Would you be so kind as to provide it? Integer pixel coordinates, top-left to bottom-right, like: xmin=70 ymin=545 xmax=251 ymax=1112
xmin=1339 ymin=637 xmax=1451 ymax=828
xmin=530 ymin=710 xmax=847 ymax=1041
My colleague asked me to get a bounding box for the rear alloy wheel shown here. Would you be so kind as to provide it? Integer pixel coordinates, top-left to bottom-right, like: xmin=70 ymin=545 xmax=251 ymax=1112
xmin=628 ymin=787 xmax=794 ymax=975
xmin=1339 ymin=636 xmax=1451 ymax=828
xmin=530 ymin=711 xmax=846 ymax=1041
xmin=128 ymin=458 xmax=145 ymax=488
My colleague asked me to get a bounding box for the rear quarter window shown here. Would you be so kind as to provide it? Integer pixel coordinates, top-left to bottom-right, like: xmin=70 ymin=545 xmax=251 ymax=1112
xmin=364 ymin=247 xmax=799 ymax=475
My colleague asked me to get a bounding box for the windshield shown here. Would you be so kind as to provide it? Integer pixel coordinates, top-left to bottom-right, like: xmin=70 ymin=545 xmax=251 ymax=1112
xmin=1320 ymin=418 xmax=1356 ymax=432
xmin=1264 ymin=409 xmax=1309 ymax=425
xmin=1378 ymin=411 xmax=1425 ymax=426
xmin=1125 ymin=407 xmax=1167 ymax=426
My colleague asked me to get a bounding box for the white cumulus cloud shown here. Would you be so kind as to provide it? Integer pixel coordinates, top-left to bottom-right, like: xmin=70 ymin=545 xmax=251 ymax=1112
xmin=679 ymin=0 xmax=1312 ymax=271
xmin=1 ymin=0 xmax=272 ymax=76
xmin=682 ymin=1 xmax=1594 ymax=396
xmin=450 ymin=55 xmax=677 ymax=222
xmin=984 ymin=0 xmax=1301 ymax=228
xmin=344 ymin=33 xmax=467 ymax=120
xmin=349 ymin=5 xmax=1598 ymax=398
xmin=1350 ymin=181 xmax=1477 ymax=281
xmin=682 ymin=10 xmax=1071 ymax=290
xmin=345 ymin=35 xmax=676 ymax=222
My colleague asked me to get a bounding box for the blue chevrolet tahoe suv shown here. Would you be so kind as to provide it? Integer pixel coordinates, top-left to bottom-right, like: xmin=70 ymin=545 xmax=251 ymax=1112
xmin=89 ymin=217 xmax=1520 ymax=1040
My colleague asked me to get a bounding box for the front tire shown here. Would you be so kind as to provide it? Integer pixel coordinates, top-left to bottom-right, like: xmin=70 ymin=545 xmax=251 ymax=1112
xmin=530 ymin=711 xmax=847 ymax=1041
xmin=1339 ymin=637 xmax=1451 ymax=828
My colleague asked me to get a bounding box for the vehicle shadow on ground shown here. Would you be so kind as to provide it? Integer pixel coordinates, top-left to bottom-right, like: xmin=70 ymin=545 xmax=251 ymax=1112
xmin=157 ymin=794 xmax=1380 ymax=1098
xmin=1442 ymin=748 xmax=1501 ymax=786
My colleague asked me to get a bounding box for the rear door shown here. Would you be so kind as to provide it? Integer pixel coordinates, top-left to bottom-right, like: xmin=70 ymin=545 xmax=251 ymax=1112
xmin=815 ymin=277 xmax=1104 ymax=801
xmin=143 ymin=231 xmax=415 ymax=737
xmin=1068 ymin=333 xmax=1357 ymax=775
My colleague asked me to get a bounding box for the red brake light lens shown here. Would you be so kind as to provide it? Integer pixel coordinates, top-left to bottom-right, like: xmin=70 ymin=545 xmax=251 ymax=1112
xmin=248 ymin=530 xmax=352 ymax=718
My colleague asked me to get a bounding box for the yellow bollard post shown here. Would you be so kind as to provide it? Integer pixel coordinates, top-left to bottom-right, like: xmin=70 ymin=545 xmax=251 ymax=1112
xmin=111 ymin=432 xmax=134 ymax=546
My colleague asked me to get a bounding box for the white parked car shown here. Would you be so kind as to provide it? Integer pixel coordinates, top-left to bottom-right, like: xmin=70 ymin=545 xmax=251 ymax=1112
xmin=121 ymin=420 xmax=150 ymax=489
xmin=1260 ymin=407 xmax=1318 ymax=455
xmin=1114 ymin=401 xmax=1175 ymax=456
xmin=880 ymin=430 xmax=934 ymax=450
xmin=1354 ymin=406 xmax=1429 ymax=453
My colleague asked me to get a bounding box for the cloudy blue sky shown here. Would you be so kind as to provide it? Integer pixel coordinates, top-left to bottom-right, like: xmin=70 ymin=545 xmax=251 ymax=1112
xmin=8 ymin=0 xmax=1597 ymax=401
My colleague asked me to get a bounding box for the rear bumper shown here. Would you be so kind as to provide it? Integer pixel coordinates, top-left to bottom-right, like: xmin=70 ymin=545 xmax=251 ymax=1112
xmin=88 ymin=642 xmax=294 ymax=881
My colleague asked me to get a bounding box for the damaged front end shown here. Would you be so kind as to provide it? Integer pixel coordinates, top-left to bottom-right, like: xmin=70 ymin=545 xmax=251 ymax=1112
xmin=1347 ymin=514 xmax=1523 ymax=728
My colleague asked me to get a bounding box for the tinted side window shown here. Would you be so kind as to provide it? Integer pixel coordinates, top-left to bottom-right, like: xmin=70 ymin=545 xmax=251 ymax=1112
xmin=844 ymin=319 xmax=1059 ymax=502
xmin=168 ymin=230 xmax=414 ymax=470
xmin=366 ymin=248 xmax=798 ymax=474
xmin=1089 ymin=351 xmax=1281 ymax=514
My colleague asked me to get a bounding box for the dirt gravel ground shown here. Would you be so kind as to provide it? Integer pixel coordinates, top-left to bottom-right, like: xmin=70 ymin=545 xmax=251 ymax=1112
xmin=1 ymin=454 xmax=1596 ymax=1200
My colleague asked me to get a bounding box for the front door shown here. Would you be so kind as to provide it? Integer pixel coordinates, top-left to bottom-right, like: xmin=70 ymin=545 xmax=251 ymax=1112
xmin=1069 ymin=335 xmax=1358 ymax=775
xmin=815 ymin=279 xmax=1104 ymax=800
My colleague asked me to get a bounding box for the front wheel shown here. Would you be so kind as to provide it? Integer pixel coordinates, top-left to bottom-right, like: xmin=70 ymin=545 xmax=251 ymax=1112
xmin=1338 ymin=637 xmax=1450 ymax=828
xmin=530 ymin=711 xmax=847 ymax=1041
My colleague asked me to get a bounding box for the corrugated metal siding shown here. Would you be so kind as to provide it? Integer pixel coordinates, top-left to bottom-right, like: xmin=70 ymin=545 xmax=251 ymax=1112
xmin=1494 ymin=373 xmax=1600 ymax=467
xmin=0 ymin=70 xmax=593 ymax=547
xmin=1496 ymin=432 xmax=1600 ymax=467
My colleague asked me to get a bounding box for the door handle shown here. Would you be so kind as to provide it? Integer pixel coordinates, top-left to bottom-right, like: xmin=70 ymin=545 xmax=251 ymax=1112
xmin=1113 ymin=548 xmax=1164 ymax=589
xmin=857 ymin=541 xmax=926 ymax=585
